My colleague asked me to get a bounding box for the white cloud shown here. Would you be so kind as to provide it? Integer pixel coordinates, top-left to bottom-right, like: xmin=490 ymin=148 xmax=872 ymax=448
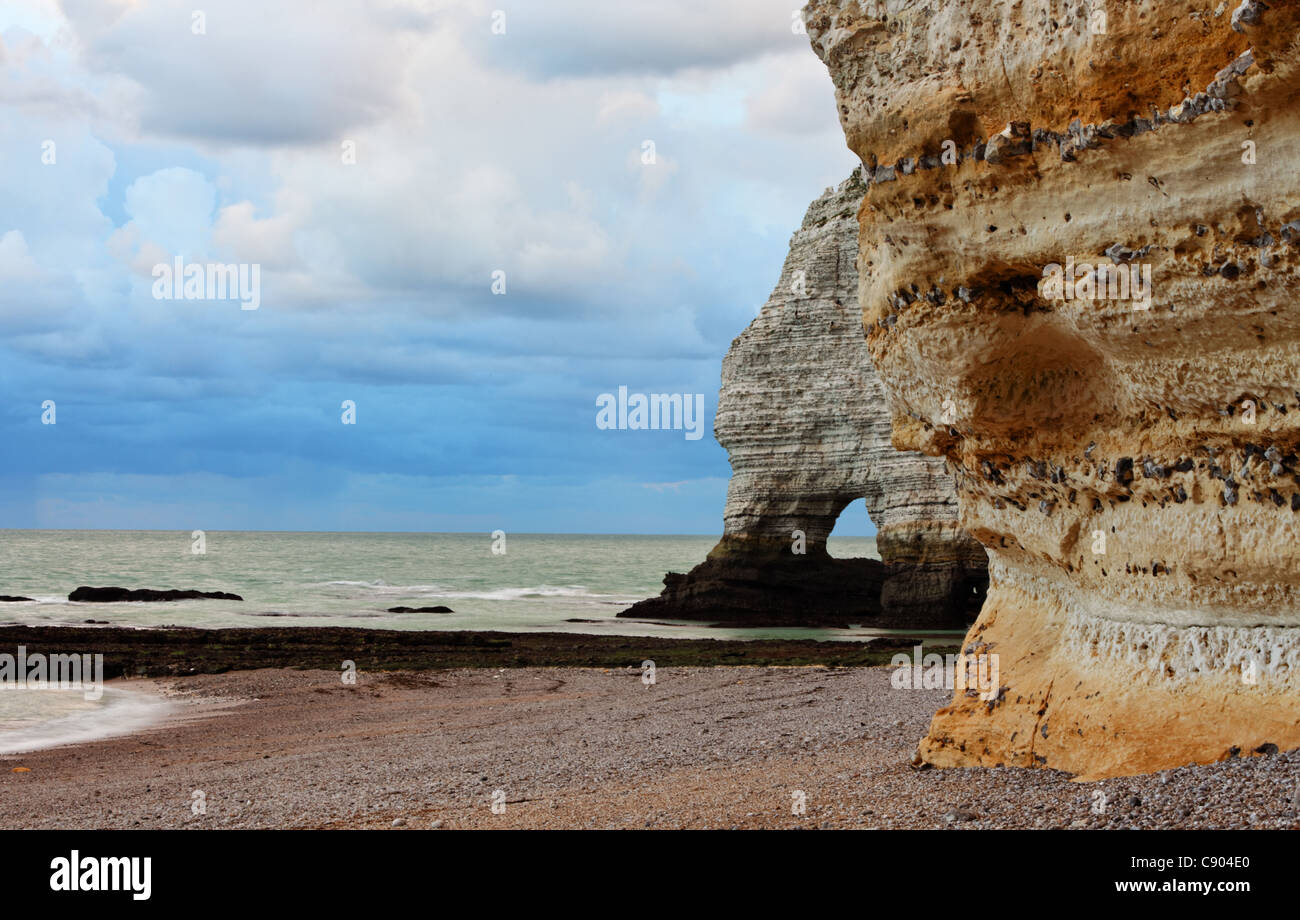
xmin=212 ymin=201 xmax=299 ymax=270
xmin=596 ymin=90 xmax=660 ymax=122
xmin=458 ymin=0 xmax=808 ymax=77
xmin=0 ymin=0 xmax=857 ymax=378
xmin=121 ymin=166 xmax=215 ymax=258
xmin=744 ymin=49 xmax=843 ymax=136
xmin=61 ymin=0 xmax=423 ymax=145
xmin=0 ymin=230 xmax=41 ymax=281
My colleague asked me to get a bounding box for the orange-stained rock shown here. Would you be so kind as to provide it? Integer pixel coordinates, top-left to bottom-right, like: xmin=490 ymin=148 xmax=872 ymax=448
xmin=805 ymin=0 xmax=1300 ymax=777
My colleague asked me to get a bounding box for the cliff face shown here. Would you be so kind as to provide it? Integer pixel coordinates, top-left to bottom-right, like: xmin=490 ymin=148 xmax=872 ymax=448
xmin=621 ymin=171 xmax=988 ymax=628
xmin=806 ymin=0 xmax=1300 ymax=777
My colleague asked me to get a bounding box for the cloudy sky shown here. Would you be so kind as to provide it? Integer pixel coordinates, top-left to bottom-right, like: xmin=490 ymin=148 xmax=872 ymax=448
xmin=0 ymin=0 xmax=867 ymax=534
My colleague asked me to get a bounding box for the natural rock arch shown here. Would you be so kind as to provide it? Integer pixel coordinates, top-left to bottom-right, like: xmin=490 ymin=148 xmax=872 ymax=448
xmin=621 ymin=170 xmax=988 ymax=628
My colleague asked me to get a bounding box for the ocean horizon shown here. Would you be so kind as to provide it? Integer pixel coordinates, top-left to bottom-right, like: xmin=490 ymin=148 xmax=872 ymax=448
xmin=0 ymin=529 xmax=894 ymax=642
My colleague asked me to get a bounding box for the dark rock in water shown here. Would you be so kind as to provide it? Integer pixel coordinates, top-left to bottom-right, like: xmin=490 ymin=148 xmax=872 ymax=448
xmin=83 ymin=619 xmax=109 ymax=625
xmin=386 ymin=605 xmax=453 ymax=614
xmin=619 ymin=540 xmax=985 ymax=629
xmin=69 ymin=586 xmax=242 ymax=602
xmin=0 ymin=596 xmax=34 ymax=602
xmin=621 ymin=546 xmax=888 ymax=627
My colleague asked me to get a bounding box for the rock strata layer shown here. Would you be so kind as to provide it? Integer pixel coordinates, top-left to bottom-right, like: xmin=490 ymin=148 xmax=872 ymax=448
xmin=806 ymin=0 xmax=1300 ymax=776
xmin=621 ymin=171 xmax=988 ymax=628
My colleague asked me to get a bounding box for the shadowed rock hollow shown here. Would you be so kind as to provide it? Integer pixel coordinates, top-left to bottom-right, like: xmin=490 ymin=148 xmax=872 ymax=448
xmin=805 ymin=0 xmax=1300 ymax=777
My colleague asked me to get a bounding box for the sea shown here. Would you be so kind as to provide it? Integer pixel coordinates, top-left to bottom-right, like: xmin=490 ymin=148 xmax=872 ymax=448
xmin=0 ymin=530 xmax=909 ymax=640
xmin=0 ymin=530 xmax=929 ymax=753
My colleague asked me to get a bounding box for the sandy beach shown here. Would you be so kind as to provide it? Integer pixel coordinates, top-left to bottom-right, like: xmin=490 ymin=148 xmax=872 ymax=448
xmin=0 ymin=663 xmax=1295 ymax=830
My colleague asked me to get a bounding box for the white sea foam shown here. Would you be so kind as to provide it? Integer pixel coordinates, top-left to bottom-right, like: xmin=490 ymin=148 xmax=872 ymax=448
xmin=315 ymin=580 xmax=626 ymax=602
xmin=316 ymin=581 xmax=449 ymax=595
xmin=0 ymin=685 xmax=172 ymax=755
xmin=432 ymin=585 xmax=621 ymax=601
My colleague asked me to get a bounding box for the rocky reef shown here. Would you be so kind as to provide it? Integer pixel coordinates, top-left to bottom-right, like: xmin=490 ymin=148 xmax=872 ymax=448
xmin=805 ymin=0 xmax=1300 ymax=776
xmin=68 ymin=586 xmax=243 ymax=602
xmin=621 ymin=171 xmax=988 ymax=628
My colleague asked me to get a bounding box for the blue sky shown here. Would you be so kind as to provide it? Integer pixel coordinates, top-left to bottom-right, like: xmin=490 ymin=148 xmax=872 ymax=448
xmin=0 ymin=0 xmax=871 ymax=535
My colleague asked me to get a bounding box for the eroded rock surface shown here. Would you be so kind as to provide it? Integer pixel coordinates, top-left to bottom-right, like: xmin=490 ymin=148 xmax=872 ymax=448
xmin=621 ymin=171 xmax=987 ymax=628
xmin=806 ymin=0 xmax=1300 ymax=776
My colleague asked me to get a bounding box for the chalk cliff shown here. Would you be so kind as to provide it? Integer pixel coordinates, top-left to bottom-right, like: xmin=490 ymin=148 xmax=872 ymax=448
xmin=805 ymin=0 xmax=1300 ymax=777
xmin=621 ymin=170 xmax=988 ymax=628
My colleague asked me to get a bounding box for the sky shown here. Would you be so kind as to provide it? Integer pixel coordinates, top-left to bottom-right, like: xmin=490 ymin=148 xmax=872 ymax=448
xmin=0 ymin=0 xmax=870 ymax=535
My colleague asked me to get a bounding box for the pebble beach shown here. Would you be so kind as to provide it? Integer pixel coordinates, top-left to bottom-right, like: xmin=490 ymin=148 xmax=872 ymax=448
xmin=1 ymin=664 xmax=1296 ymax=830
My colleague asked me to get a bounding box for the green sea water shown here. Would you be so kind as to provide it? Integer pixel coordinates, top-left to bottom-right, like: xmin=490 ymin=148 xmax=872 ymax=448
xmin=0 ymin=530 xmax=920 ymax=641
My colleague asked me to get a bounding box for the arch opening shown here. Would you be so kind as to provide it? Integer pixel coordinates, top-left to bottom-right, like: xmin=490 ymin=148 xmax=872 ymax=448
xmin=826 ymin=497 xmax=882 ymax=560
